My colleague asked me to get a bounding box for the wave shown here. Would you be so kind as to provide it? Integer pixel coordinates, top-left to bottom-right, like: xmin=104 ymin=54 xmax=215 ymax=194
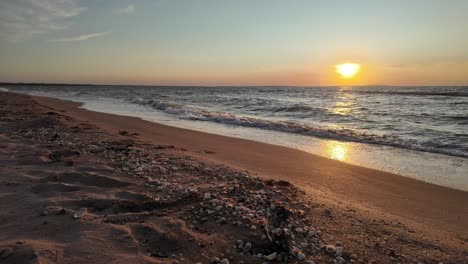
xmin=354 ymin=90 xmax=468 ymax=97
xmin=0 ymin=87 xmax=10 ymax=92
xmin=129 ymin=98 xmax=467 ymax=158
xmin=271 ymin=104 xmax=318 ymax=113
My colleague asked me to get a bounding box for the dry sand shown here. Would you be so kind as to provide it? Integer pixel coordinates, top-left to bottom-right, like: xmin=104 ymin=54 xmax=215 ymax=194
xmin=0 ymin=91 xmax=467 ymax=263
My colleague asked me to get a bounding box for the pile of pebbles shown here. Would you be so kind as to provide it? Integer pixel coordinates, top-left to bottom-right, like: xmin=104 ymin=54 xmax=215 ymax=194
xmin=16 ymin=117 xmax=351 ymax=263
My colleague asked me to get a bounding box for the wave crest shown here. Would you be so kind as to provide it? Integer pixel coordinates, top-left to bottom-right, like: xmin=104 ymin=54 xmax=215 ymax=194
xmin=129 ymin=97 xmax=467 ymax=158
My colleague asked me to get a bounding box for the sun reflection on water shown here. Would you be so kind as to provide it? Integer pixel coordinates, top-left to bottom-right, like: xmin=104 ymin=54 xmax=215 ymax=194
xmin=324 ymin=141 xmax=349 ymax=161
xmin=332 ymin=101 xmax=354 ymax=115
xmin=331 ymin=91 xmax=356 ymax=116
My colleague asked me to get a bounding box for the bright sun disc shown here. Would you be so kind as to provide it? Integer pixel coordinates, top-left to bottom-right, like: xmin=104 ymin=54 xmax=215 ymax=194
xmin=336 ymin=63 xmax=360 ymax=78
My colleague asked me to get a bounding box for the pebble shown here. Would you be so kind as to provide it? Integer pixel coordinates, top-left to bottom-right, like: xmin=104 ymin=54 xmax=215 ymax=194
xmin=291 ymin=247 xmax=300 ymax=256
xmin=325 ymin=245 xmax=336 ymax=254
xmin=244 ymin=242 xmax=252 ymax=252
xmin=264 ymin=252 xmax=277 ymax=261
xmin=335 ymin=256 xmax=346 ymax=263
xmin=24 ymin=119 xmax=367 ymax=264
xmin=300 ymin=242 xmax=309 ymax=249
xmin=297 ymin=252 xmax=306 ymax=260
xmin=236 ymin=240 xmax=244 ymax=248
xmin=0 ymin=247 xmax=13 ymax=258
xmin=336 ymin=246 xmax=344 ymax=257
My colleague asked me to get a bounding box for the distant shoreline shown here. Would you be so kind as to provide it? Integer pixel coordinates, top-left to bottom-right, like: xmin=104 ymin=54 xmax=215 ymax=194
xmin=2 ymin=82 xmax=467 ymax=88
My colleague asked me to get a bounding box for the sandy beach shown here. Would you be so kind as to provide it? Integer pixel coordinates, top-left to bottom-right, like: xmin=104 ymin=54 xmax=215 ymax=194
xmin=0 ymin=91 xmax=467 ymax=263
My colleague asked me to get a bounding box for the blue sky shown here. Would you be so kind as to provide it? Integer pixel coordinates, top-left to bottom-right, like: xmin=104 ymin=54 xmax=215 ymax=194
xmin=1 ymin=0 xmax=467 ymax=85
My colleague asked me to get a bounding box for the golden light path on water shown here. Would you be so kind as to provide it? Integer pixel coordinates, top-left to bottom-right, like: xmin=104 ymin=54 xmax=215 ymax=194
xmin=323 ymin=141 xmax=350 ymax=161
xmin=332 ymin=88 xmax=356 ymax=115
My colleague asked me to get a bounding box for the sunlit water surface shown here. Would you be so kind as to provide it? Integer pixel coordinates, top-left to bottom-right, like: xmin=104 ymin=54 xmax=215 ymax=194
xmin=4 ymin=85 xmax=467 ymax=191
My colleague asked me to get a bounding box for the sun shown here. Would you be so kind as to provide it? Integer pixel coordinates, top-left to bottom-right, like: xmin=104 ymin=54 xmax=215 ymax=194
xmin=336 ymin=63 xmax=360 ymax=78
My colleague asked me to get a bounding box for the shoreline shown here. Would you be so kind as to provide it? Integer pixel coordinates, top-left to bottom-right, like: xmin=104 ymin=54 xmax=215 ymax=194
xmin=33 ymin=95 xmax=468 ymax=235
xmin=1 ymin=91 xmax=467 ymax=263
xmin=7 ymin=86 xmax=468 ymax=191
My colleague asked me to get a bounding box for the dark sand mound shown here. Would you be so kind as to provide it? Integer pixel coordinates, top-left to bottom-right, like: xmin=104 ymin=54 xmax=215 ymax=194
xmin=41 ymin=172 xmax=131 ymax=188
xmin=0 ymin=243 xmax=39 ymax=264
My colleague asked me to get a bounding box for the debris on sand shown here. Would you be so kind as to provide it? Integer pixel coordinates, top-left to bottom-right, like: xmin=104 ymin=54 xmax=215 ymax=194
xmin=73 ymin=208 xmax=87 ymax=219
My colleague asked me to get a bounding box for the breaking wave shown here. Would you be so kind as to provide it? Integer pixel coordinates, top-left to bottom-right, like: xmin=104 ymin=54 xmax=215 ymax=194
xmin=130 ymin=98 xmax=467 ymax=158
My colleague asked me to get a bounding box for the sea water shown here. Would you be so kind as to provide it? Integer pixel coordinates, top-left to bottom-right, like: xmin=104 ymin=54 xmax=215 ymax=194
xmin=5 ymin=85 xmax=467 ymax=191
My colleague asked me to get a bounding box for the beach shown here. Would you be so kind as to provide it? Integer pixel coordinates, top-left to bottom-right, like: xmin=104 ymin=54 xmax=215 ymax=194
xmin=0 ymin=91 xmax=467 ymax=263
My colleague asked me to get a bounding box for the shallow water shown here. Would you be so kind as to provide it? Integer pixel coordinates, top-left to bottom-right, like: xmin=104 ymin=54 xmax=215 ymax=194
xmin=5 ymin=85 xmax=468 ymax=191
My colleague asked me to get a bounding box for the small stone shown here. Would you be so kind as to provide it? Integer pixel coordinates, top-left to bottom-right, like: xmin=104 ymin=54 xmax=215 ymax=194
xmin=325 ymin=245 xmax=336 ymax=254
xmin=297 ymin=252 xmax=306 ymax=260
xmin=220 ymin=258 xmax=229 ymax=264
xmin=56 ymin=208 xmax=67 ymax=215
xmin=73 ymin=208 xmax=87 ymax=219
xmin=336 ymin=246 xmax=344 ymax=257
xmin=291 ymin=247 xmax=300 ymax=256
xmin=236 ymin=240 xmax=244 ymax=248
xmin=244 ymin=242 xmax=252 ymax=252
xmin=335 ymin=256 xmax=346 ymax=263
xmin=0 ymin=247 xmax=13 ymax=259
xmin=264 ymin=252 xmax=277 ymax=261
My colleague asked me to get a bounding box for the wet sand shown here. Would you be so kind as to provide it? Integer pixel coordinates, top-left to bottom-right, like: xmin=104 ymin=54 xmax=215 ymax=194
xmin=35 ymin=95 xmax=468 ymax=237
xmin=0 ymin=91 xmax=467 ymax=263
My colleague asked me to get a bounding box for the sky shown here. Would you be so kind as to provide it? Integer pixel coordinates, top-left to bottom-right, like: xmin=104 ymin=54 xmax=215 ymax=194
xmin=0 ymin=0 xmax=467 ymax=86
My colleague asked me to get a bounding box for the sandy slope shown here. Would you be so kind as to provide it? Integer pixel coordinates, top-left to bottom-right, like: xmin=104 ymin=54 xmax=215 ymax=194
xmin=0 ymin=91 xmax=466 ymax=263
xmin=35 ymin=95 xmax=468 ymax=238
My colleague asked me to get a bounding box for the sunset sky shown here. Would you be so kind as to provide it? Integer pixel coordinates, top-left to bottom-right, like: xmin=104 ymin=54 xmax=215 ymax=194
xmin=1 ymin=0 xmax=467 ymax=86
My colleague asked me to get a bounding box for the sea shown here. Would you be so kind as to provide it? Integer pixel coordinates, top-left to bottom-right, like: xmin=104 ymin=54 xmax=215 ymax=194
xmin=3 ymin=85 xmax=467 ymax=191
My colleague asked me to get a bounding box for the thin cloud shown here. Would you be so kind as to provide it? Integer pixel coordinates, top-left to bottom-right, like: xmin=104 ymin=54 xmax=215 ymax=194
xmin=49 ymin=31 xmax=111 ymax=42
xmin=0 ymin=0 xmax=86 ymax=42
xmin=117 ymin=5 xmax=135 ymax=14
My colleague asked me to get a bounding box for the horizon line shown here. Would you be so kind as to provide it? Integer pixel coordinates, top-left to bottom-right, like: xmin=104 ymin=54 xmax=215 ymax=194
xmin=1 ymin=82 xmax=467 ymax=88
